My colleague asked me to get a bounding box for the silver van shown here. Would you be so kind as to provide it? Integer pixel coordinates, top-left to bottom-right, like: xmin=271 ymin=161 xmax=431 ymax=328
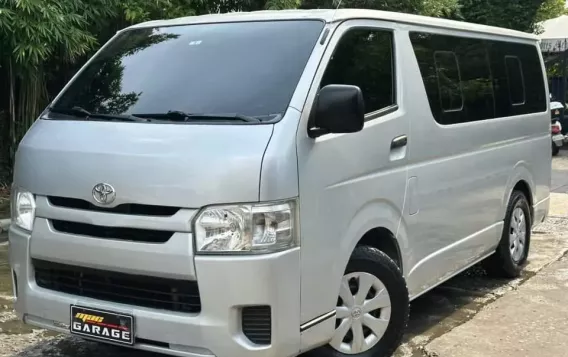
xmin=9 ymin=9 xmax=551 ymax=357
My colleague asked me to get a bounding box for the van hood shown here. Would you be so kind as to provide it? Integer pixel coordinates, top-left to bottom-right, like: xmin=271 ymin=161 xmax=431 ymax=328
xmin=14 ymin=118 xmax=274 ymax=208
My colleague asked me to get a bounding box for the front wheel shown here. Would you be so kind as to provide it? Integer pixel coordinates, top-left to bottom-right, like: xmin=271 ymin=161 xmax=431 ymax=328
xmin=311 ymin=246 xmax=409 ymax=357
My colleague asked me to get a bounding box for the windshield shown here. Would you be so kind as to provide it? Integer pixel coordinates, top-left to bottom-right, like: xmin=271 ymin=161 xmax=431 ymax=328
xmin=50 ymin=20 xmax=325 ymax=122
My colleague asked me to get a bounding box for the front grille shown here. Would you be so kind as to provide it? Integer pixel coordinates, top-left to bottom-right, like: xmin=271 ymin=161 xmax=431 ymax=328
xmin=242 ymin=306 xmax=271 ymax=345
xmin=51 ymin=220 xmax=173 ymax=243
xmin=33 ymin=259 xmax=201 ymax=313
xmin=48 ymin=196 xmax=180 ymax=216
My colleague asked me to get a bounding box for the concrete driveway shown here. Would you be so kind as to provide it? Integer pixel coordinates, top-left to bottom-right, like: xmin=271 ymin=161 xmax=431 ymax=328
xmin=552 ymin=149 xmax=568 ymax=193
xmin=1 ymin=154 xmax=567 ymax=357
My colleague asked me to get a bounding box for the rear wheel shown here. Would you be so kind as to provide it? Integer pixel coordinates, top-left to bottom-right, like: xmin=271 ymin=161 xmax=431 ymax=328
xmin=311 ymin=246 xmax=408 ymax=357
xmin=483 ymin=190 xmax=531 ymax=278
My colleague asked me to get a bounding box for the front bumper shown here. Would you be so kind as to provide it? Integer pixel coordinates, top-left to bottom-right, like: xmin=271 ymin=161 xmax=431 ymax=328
xmin=9 ymin=227 xmax=302 ymax=357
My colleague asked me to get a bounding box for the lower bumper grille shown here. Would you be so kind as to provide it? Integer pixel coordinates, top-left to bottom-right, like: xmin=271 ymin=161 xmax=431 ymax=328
xmin=242 ymin=306 xmax=272 ymax=345
xmin=33 ymin=259 xmax=201 ymax=313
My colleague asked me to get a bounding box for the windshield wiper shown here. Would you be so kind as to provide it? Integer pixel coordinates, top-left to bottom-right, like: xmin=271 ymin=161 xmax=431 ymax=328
xmin=48 ymin=106 xmax=150 ymax=122
xmin=133 ymin=111 xmax=261 ymax=123
xmin=48 ymin=106 xmax=91 ymax=118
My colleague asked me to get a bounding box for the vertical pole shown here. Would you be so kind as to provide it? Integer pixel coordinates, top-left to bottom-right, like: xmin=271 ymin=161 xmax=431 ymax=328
xmin=562 ymin=45 xmax=567 ymax=105
xmin=562 ymin=41 xmax=567 ymax=132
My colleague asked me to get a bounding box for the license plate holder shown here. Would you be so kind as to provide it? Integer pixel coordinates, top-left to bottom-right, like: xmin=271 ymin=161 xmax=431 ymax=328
xmin=70 ymin=305 xmax=134 ymax=345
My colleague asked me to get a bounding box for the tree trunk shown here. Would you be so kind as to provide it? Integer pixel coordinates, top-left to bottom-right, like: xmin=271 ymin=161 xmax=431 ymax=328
xmin=8 ymin=60 xmax=16 ymax=175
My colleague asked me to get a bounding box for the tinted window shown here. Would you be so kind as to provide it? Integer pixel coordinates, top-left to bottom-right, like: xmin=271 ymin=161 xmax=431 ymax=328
xmin=51 ymin=20 xmax=325 ymax=121
xmin=410 ymin=32 xmax=546 ymax=125
xmin=504 ymin=56 xmax=525 ymax=105
xmin=434 ymin=51 xmax=463 ymax=112
xmin=320 ymin=29 xmax=395 ymax=116
xmin=456 ymin=38 xmax=495 ymax=123
xmin=486 ymin=40 xmax=546 ymax=117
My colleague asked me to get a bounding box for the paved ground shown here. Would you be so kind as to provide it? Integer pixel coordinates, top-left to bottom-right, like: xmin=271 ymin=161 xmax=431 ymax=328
xmin=552 ymin=149 xmax=568 ymax=193
xmin=425 ymin=254 xmax=568 ymax=357
xmin=0 ymin=152 xmax=567 ymax=357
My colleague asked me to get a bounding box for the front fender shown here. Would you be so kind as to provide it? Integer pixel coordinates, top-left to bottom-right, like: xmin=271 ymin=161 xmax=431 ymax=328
xmin=330 ymin=199 xmax=406 ymax=303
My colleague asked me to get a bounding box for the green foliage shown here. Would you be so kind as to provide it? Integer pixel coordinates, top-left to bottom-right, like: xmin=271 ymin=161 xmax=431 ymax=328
xmin=120 ymin=0 xmax=196 ymax=23
xmin=536 ymin=0 xmax=566 ymax=22
xmin=459 ymin=0 xmax=554 ymax=33
xmin=0 ymin=0 xmax=107 ymax=67
xmin=420 ymin=0 xmax=460 ymax=17
xmin=299 ymin=0 xmax=424 ymax=14
xmin=454 ymin=0 xmax=566 ymax=35
xmin=265 ymin=0 xmax=301 ymax=10
xmin=299 ymin=0 xmax=462 ymax=17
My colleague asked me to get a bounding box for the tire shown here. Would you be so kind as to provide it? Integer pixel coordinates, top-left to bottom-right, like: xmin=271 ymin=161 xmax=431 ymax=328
xmin=552 ymin=142 xmax=560 ymax=156
xmin=483 ymin=190 xmax=531 ymax=278
xmin=310 ymin=246 xmax=409 ymax=357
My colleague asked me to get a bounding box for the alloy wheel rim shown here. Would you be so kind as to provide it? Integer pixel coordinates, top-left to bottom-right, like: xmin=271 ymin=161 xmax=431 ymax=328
xmin=330 ymin=272 xmax=392 ymax=354
xmin=509 ymin=207 xmax=527 ymax=263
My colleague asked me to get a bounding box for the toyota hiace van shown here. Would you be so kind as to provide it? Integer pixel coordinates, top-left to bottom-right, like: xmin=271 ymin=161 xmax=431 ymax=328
xmin=9 ymin=9 xmax=551 ymax=357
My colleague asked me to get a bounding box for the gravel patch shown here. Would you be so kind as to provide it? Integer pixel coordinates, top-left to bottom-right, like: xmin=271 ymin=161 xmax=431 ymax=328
xmin=533 ymin=216 xmax=568 ymax=234
xmin=0 ymin=331 xmax=58 ymax=357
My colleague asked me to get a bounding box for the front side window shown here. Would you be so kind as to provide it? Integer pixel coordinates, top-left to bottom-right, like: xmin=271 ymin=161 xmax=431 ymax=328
xmin=50 ymin=20 xmax=325 ymax=122
xmin=320 ymin=28 xmax=395 ymax=117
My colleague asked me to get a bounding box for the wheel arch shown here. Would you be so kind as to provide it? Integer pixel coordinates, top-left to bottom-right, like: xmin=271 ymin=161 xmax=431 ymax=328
xmin=335 ymin=199 xmax=407 ymax=285
xmin=512 ymin=180 xmax=533 ymax=220
xmin=357 ymin=227 xmax=403 ymax=273
xmin=501 ymin=163 xmax=535 ymax=222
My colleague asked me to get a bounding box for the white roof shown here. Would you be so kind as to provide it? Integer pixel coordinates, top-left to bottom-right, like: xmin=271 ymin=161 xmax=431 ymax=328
xmin=539 ymin=15 xmax=568 ymax=52
xmin=128 ymin=9 xmax=538 ymax=41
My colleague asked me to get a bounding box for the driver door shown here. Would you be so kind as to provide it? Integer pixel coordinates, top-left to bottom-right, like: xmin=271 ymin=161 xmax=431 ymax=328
xmin=295 ymin=20 xmax=410 ymax=324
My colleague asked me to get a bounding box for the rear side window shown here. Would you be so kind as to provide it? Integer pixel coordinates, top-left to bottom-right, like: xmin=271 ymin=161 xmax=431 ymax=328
xmin=456 ymin=37 xmax=495 ymax=123
xmin=504 ymin=56 xmax=526 ymax=105
xmin=320 ymin=28 xmax=395 ymax=117
xmin=434 ymin=51 xmax=463 ymax=112
xmin=409 ymin=32 xmax=546 ymax=125
xmin=488 ymin=40 xmax=545 ymax=117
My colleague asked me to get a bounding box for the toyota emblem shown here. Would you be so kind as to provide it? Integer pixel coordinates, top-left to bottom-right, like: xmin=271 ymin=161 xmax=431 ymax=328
xmin=92 ymin=183 xmax=116 ymax=205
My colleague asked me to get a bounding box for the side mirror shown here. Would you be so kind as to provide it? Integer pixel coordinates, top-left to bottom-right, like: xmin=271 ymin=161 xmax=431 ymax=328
xmin=309 ymin=84 xmax=365 ymax=138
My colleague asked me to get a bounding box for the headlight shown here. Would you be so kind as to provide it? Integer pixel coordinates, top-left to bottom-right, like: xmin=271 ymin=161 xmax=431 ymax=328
xmin=11 ymin=187 xmax=36 ymax=231
xmin=194 ymin=200 xmax=297 ymax=254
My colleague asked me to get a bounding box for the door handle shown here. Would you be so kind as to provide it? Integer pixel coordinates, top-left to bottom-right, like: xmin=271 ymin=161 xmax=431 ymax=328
xmin=391 ymin=135 xmax=408 ymax=149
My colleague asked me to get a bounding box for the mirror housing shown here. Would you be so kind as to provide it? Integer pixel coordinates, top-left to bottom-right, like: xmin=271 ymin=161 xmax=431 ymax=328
xmin=309 ymin=84 xmax=365 ymax=138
